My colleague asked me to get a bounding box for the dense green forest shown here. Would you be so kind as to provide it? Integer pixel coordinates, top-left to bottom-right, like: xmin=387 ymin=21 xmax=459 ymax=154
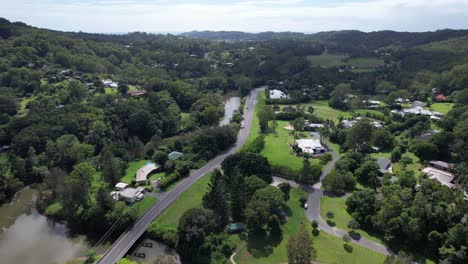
xmin=1 ymin=18 xmax=468 ymax=264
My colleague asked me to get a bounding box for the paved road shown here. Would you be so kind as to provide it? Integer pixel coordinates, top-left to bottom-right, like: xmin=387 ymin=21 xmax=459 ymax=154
xmin=98 ymin=88 xmax=263 ymax=264
xmin=272 ymin=149 xmax=392 ymax=256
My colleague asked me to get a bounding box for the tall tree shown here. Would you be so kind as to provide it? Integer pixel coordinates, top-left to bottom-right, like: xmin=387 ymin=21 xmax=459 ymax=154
xmin=287 ymin=225 xmax=315 ymax=264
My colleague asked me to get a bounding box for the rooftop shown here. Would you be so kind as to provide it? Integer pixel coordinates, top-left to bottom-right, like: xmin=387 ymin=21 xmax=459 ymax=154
xmin=422 ymin=167 xmax=455 ymax=188
xmin=269 ymin=89 xmax=288 ymax=99
xmin=136 ymin=163 xmax=159 ymax=182
xmin=377 ymin=158 xmax=392 ymax=174
xmin=296 ymin=139 xmax=324 ymax=154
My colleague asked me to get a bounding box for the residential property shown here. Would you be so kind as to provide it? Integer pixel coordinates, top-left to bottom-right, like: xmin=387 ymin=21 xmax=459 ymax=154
xmin=402 ymin=106 xmax=443 ymax=118
xmin=422 ymin=167 xmax=455 ymax=188
xmin=395 ymin=98 xmax=410 ymax=104
xmin=136 ymin=162 xmax=160 ymax=184
xmin=435 ymin=94 xmax=449 ymax=101
xmin=119 ymin=186 xmax=145 ymax=203
xmin=341 ymin=119 xmax=357 ymax=129
xmin=1 ymin=145 xmax=10 ymax=151
xmin=304 ymin=121 xmax=324 ymax=131
xmin=377 ymin=158 xmax=392 ymax=175
xmin=269 ymin=89 xmax=289 ymax=99
xmin=115 ymin=182 xmax=129 ymax=191
xmin=429 ymin=160 xmax=454 ymax=172
xmin=296 ymin=139 xmax=326 ymax=156
xmin=418 ymin=130 xmax=440 ymax=140
xmin=128 ymin=90 xmax=147 ymax=97
xmin=102 ymin=79 xmax=119 ymax=88
xmin=371 ymin=121 xmax=383 ymax=128
xmin=168 ymin=151 xmax=184 ymax=161
xmin=227 ymin=223 xmax=246 ymax=233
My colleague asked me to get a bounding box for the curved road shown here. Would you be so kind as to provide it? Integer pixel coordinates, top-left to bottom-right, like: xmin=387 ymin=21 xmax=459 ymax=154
xmin=273 ymin=149 xmax=392 ymax=256
xmin=98 ymin=88 xmax=263 ymax=264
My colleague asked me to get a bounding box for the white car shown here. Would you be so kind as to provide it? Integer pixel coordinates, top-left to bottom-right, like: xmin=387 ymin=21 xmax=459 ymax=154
xmin=136 ymin=193 xmax=144 ymax=201
xmin=304 ymin=203 xmax=308 ymax=210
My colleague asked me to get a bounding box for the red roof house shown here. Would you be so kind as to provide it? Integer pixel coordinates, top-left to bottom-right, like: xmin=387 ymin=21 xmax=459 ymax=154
xmin=435 ymin=94 xmax=448 ymax=101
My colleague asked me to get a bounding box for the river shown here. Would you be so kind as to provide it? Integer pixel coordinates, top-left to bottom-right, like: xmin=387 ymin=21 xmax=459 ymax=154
xmin=0 ymin=188 xmax=180 ymax=264
xmin=219 ymin=96 xmax=241 ymax=126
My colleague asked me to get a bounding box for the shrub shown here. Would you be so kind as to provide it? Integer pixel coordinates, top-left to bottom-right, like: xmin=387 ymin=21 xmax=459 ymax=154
xmin=319 ymin=153 xmax=333 ymax=165
xmin=344 ymin=243 xmax=354 ymax=253
xmin=311 ymin=220 xmax=318 ymax=229
xmin=326 ymin=219 xmax=335 ymax=226
xmin=157 ymin=172 xmax=180 ymax=190
xmin=147 ymin=222 xmax=178 ymax=248
xmin=312 ymin=228 xmax=320 ymax=236
xmin=299 ymin=195 xmax=308 ymax=206
xmin=347 ymin=219 xmax=360 ymax=230
xmin=326 ymin=211 xmax=335 ymax=219
xmin=348 ymin=230 xmax=362 ymax=241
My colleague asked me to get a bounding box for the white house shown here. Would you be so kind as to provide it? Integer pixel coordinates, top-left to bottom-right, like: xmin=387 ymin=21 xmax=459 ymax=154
xmin=115 ymin=182 xmax=129 ymax=191
xmin=119 ymin=187 xmax=145 ymax=203
xmin=296 ymin=139 xmax=326 ymax=155
xmin=402 ymin=106 xmax=443 ymax=118
xmin=136 ymin=163 xmax=160 ymax=184
xmin=269 ymin=89 xmax=289 ymax=99
xmin=102 ymin=79 xmax=119 ymax=88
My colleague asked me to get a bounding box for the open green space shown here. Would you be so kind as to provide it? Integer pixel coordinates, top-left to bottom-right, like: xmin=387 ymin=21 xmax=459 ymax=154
xmin=132 ymin=196 xmax=157 ymax=217
xmin=235 ymin=189 xmax=387 ymax=264
xmin=156 ymin=173 xmax=211 ymax=226
xmin=105 ymin=87 xmax=118 ymax=95
xmin=430 ymin=103 xmax=454 ymax=114
xmin=344 ymin=57 xmax=385 ymax=68
xmin=307 ymin=52 xmax=349 ymax=67
xmin=371 ymin=151 xmax=422 ymax=179
xmin=320 ymin=195 xmax=384 ymax=244
xmin=120 ymin=160 xmax=152 ymax=184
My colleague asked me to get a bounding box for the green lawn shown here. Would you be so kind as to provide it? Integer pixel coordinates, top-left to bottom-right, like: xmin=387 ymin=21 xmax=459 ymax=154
xmin=156 ymin=173 xmax=211 ymax=227
xmin=180 ymin=112 xmax=191 ymax=130
xmin=132 ymin=196 xmax=157 ymax=217
xmin=305 ymin=100 xmax=352 ymax=121
xmin=235 ymin=189 xmax=387 ymax=264
xmin=370 ymin=151 xmax=422 ymax=179
xmin=344 ymin=57 xmax=384 ymax=68
xmin=430 ymin=103 xmax=454 ymax=114
xmin=320 ymin=195 xmax=384 ymax=244
xmin=105 ymin=87 xmax=118 ymax=95
xmin=120 ymin=160 xmax=152 ymax=184
xmin=307 ymin=52 xmax=349 ymax=67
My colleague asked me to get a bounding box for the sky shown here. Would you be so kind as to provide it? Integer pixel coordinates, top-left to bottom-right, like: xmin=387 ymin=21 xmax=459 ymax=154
xmin=1 ymin=0 xmax=468 ymax=33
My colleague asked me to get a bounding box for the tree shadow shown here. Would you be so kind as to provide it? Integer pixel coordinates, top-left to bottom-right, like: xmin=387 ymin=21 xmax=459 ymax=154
xmin=245 ymin=228 xmax=284 ymax=258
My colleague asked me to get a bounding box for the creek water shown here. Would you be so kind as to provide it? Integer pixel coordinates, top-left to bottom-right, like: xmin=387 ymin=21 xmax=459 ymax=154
xmin=219 ymin=96 xmax=241 ymax=126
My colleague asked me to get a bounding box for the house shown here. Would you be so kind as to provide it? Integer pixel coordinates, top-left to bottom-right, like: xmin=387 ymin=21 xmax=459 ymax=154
xmin=341 ymin=119 xmax=357 ymax=129
xmin=115 ymin=182 xmax=129 ymax=191
xmin=377 ymin=158 xmax=392 ymax=175
xmin=429 ymin=160 xmax=454 ymax=172
xmin=402 ymin=106 xmax=443 ymax=118
xmin=128 ymin=90 xmax=147 ymax=97
xmin=371 ymin=121 xmax=383 ymax=128
xmin=269 ymin=89 xmax=289 ymax=99
xmin=304 ymin=121 xmax=324 ymax=131
xmin=435 ymin=94 xmax=448 ymax=101
xmin=119 ymin=186 xmax=145 ymax=203
xmin=395 ymin=98 xmax=410 ymax=104
xmin=136 ymin=162 xmax=160 ymax=184
xmin=391 ymin=109 xmax=405 ymax=117
xmin=102 ymin=79 xmax=119 ymax=88
xmin=168 ymin=151 xmax=183 ymax=161
xmin=296 ymin=139 xmax=326 ymax=156
xmin=422 ymin=167 xmax=455 ymax=188
xmin=227 ymin=223 xmax=246 ymax=233
xmin=1 ymin=145 xmax=10 ymax=152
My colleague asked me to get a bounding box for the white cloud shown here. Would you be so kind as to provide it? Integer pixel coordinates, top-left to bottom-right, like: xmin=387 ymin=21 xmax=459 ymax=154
xmin=0 ymin=0 xmax=467 ymax=33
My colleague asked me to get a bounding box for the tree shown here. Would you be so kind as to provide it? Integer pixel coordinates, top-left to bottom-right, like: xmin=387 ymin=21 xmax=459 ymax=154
xmin=105 ymin=201 xmax=137 ymax=233
xmin=409 ymin=139 xmax=439 ymax=161
xmin=299 ymin=159 xmax=322 ymax=184
xmin=152 ymin=150 xmax=169 ymax=164
xmin=391 ymin=147 xmax=402 ymax=162
xmin=177 ymin=208 xmax=216 ymax=262
xmin=101 ymin=149 xmax=124 ymax=186
xmin=257 ymin=105 xmax=275 ymax=132
xmin=346 ymin=189 xmax=376 ymax=227
xmin=291 ymin=117 xmax=305 ymax=136
xmin=222 ymin=152 xmax=272 ymax=183
xmin=344 ymin=120 xmax=374 ymax=152
xmin=245 ymin=200 xmax=270 ymax=234
xmin=372 ymin=129 xmax=395 ymax=151
xmin=244 ymin=175 xmax=268 ymax=199
xmin=329 ymin=83 xmax=352 ymax=110
xmin=278 ymin=183 xmax=291 ymax=201
xmin=64 ymin=162 xmax=96 ymax=211
xmin=287 ymin=225 xmax=315 ymax=264
xmin=322 ymin=170 xmax=356 ymax=195
xmin=0 ymin=95 xmax=18 ymax=116
xmin=253 ymin=185 xmax=284 ymax=209
xmin=202 ymin=169 xmax=229 ymax=227
xmin=354 ymin=161 xmax=380 ymax=188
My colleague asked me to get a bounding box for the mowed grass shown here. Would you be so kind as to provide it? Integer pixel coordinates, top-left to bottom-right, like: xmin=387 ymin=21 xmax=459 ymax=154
xmin=304 ymin=100 xmax=352 ymax=121
xmin=120 ymin=160 xmax=152 ymax=184
xmin=156 ymin=173 xmax=211 ymax=227
xmin=430 ymin=103 xmax=454 ymax=114
xmin=235 ymin=189 xmax=387 ymax=264
xmin=307 ymin=52 xmax=349 ymax=67
xmin=371 ymin=151 xmax=422 ymax=179
xmin=132 ymin=196 xmax=157 ymax=217
xmin=320 ymin=195 xmax=384 ymax=244
xmin=344 ymin=57 xmax=384 ymax=68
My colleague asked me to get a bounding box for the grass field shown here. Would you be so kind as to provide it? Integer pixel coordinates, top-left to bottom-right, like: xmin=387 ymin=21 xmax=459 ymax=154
xmin=156 ymin=173 xmax=211 ymax=226
xmin=105 ymin=87 xmax=118 ymax=95
xmin=371 ymin=151 xmax=422 ymax=179
xmin=344 ymin=57 xmax=384 ymax=68
xmin=307 ymin=52 xmax=349 ymax=67
xmin=120 ymin=160 xmax=152 ymax=184
xmin=235 ymin=189 xmax=387 ymax=264
xmin=132 ymin=196 xmax=157 ymax=217
xmin=320 ymin=195 xmax=384 ymax=244
xmin=430 ymin=103 xmax=454 ymax=114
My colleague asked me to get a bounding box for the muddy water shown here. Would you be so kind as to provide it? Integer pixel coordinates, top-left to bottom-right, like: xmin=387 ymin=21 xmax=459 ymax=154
xmin=219 ymin=96 xmax=241 ymax=126
xmin=0 ymin=188 xmax=90 ymax=264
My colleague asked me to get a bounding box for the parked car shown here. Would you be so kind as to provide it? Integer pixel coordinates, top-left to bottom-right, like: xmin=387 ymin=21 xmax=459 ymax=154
xmin=136 ymin=193 xmax=144 ymax=201
xmin=304 ymin=203 xmax=308 ymax=210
